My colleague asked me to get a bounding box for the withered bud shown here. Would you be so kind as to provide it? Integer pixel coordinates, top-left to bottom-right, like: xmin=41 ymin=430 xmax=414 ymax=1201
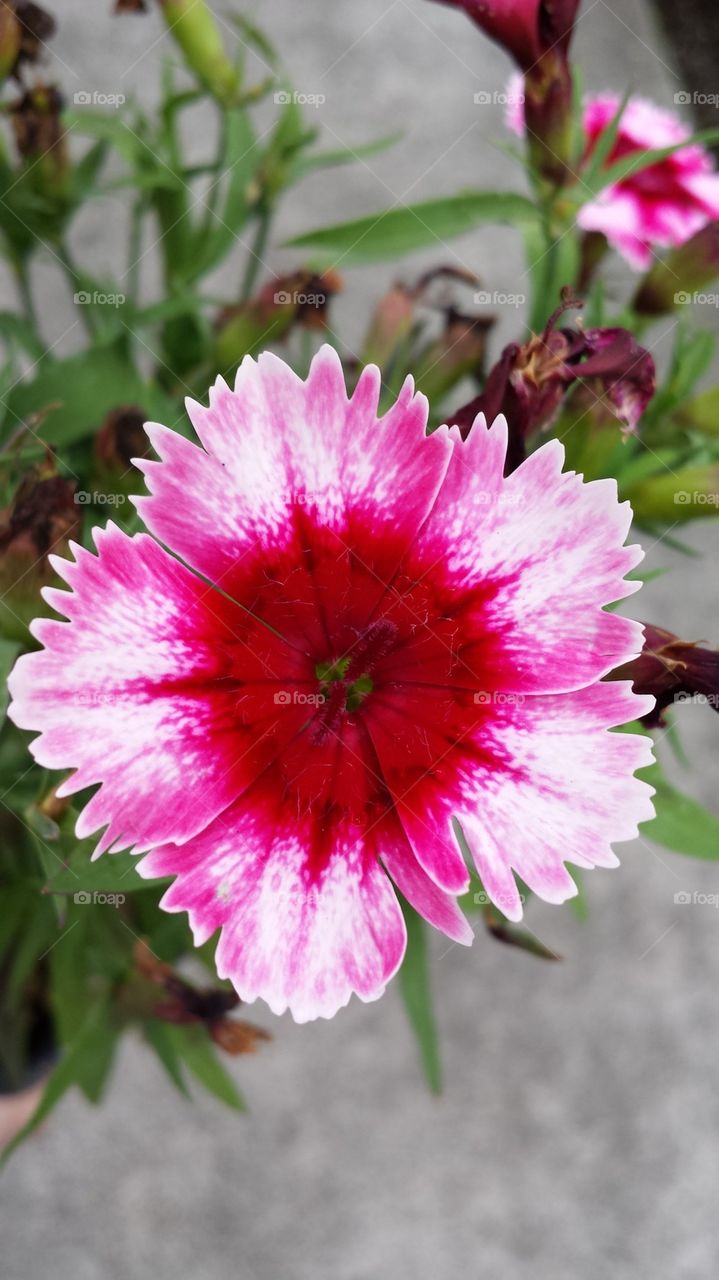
xmin=114 ymin=0 xmax=148 ymax=11
xmin=0 ymin=460 xmax=79 ymax=640
xmin=10 ymin=81 xmax=64 ymax=160
xmin=14 ymin=2 xmax=56 ymax=69
xmin=446 ymin=292 xmax=655 ymax=473
xmin=133 ymin=940 xmax=271 ymax=1056
xmin=95 ymin=405 xmax=148 ymax=473
xmin=612 ymin=624 xmax=719 ymax=727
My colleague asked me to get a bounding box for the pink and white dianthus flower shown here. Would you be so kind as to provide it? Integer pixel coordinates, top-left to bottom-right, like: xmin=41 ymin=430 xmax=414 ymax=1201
xmin=507 ymin=81 xmax=719 ymax=269
xmin=8 ymin=347 xmax=654 ymax=1020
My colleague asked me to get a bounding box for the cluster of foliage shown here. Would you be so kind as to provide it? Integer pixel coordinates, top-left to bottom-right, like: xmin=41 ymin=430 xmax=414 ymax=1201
xmin=1 ymin=0 xmax=718 ymax=1154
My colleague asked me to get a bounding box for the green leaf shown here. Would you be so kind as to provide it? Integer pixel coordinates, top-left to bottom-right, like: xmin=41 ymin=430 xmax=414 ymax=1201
xmin=397 ymin=903 xmax=442 ymax=1094
xmin=572 ymin=126 xmax=719 ymax=203
xmin=191 ymin=108 xmax=259 ymax=278
xmin=286 ymin=192 xmax=540 ymax=264
xmin=44 ymin=845 xmax=166 ymax=895
xmin=2 ymin=346 xmax=178 ymax=449
xmin=579 ymin=90 xmax=631 ymax=190
xmin=143 ymin=1020 xmax=191 ymax=1098
xmin=0 ymin=312 xmax=45 ymax=362
xmin=677 ymin=386 xmax=719 ymax=438
xmin=226 ymin=13 xmax=279 ymax=66
xmin=640 ymin=762 xmax=719 ymax=858
xmin=1 ymin=997 xmax=113 ymax=1163
xmin=292 ymin=132 xmax=401 ymax=181
xmin=165 ymin=1025 xmax=246 ymax=1111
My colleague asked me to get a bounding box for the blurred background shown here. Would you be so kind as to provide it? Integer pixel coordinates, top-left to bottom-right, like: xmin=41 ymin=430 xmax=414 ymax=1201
xmin=2 ymin=2 xmax=718 ymax=1277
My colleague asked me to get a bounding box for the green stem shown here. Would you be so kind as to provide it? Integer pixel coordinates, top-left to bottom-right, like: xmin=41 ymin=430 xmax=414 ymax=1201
xmin=239 ymin=209 xmax=271 ymax=302
xmin=126 ymin=199 xmax=145 ymax=308
xmin=55 ymin=242 xmax=97 ymax=337
xmin=13 ymin=257 xmax=38 ymax=330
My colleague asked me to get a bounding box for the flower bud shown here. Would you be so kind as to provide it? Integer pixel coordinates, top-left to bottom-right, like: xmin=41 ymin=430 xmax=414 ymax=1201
xmin=612 ymin=624 xmax=719 ymax=727
xmin=0 ymin=462 xmax=79 ymax=641
xmin=428 ymin=0 xmax=581 ymax=182
xmin=215 ymin=270 xmax=341 ymax=369
xmin=633 ymin=222 xmax=719 ymax=315
xmin=623 ymin=465 xmax=719 ymax=523
xmin=412 ymin=308 xmax=493 ymax=402
xmin=92 ymin=405 xmax=150 ymax=513
xmin=158 ymin=0 xmax=238 ymax=105
xmin=361 ymin=283 xmax=416 ymax=370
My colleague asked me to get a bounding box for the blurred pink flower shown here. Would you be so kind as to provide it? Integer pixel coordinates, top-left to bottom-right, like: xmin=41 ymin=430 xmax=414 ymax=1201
xmin=9 ymin=347 xmax=654 ymax=1021
xmin=508 ymin=83 xmax=719 ymax=268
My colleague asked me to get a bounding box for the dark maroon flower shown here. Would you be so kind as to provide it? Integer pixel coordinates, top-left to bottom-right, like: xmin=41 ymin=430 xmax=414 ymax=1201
xmin=612 ymin=624 xmax=719 ymax=728
xmin=428 ymin=0 xmax=582 ymax=181
xmin=447 ymin=297 xmax=655 ymax=472
xmin=428 ymin=0 xmax=580 ymax=70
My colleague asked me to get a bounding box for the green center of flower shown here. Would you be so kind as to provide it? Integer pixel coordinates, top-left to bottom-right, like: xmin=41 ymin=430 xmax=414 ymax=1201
xmin=310 ymin=620 xmax=398 ymax=743
xmin=315 ymin=657 xmax=374 ymax=711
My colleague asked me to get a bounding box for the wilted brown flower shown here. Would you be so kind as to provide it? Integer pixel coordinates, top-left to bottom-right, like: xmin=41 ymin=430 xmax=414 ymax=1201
xmin=0 ymin=460 xmax=79 ymax=640
xmin=10 ymin=81 xmax=65 ymax=165
xmin=95 ymin=406 xmax=149 ymax=473
xmin=133 ymin=940 xmax=271 ymax=1056
xmin=14 ymin=2 xmax=56 ymax=69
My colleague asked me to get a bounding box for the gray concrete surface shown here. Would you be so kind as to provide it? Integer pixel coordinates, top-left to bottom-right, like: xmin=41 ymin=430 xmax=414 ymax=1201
xmin=2 ymin=2 xmax=719 ymax=1278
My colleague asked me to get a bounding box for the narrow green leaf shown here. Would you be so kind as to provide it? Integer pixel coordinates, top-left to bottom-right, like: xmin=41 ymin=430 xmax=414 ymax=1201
xmin=143 ymin=1021 xmax=191 ymax=1098
xmin=397 ymin=903 xmax=442 ymax=1094
xmin=286 ymin=192 xmax=540 ymax=264
xmin=292 ymin=132 xmax=401 ymax=181
xmin=579 ymin=90 xmax=631 ymax=190
xmin=640 ymin=762 xmax=719 ymax=858
xmin=573 ymin=126 xmax=719 ymax=203
xmin=3 ymin=346 xmax=178 ymax=449
xmin=1 ymin=998 xmax=111 ymax=1164
xmin=166 ymin=1025 xmax=246 ymax=1111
